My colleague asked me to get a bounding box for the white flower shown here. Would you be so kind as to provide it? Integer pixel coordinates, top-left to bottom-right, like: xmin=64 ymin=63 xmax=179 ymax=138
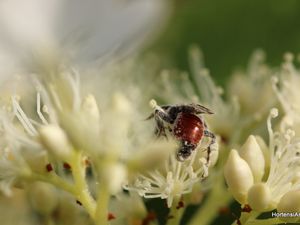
xmin=0 ymin=64 xmax=176 ymax=199
xmin=264 ymin=108 xmax=300 ymax=206
xmin=39 ymin=124 xmax=73 ymax=161
xmin=247 ymin=182 xmax=271 ymax=212
xmin=28 ymin=181 xmax=58 ymax=216
xmin=0 ymin=108 xmax=36 ymax=195
xmin=272 ymin=53 xmax=300 ymax=135
xmin=224 ymin=149 xmax=254 ymax=204
xmin=109 ymin=192 xmax=148 ymax=225
xmin=225 ymin=109 xmax=300 ymax=211
xmin=239 ymin=135 xmax=265 ymax=182
xmin=0 ymin=159 xmax=20 ymax=196
xmin=125 ymin=150 xmax=209 ymax=208
xmin=228 ymin=50 xmax=275 ymax=118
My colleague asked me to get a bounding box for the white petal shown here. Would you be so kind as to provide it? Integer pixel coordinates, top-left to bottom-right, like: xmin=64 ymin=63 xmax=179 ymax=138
xmin=224 ymin=149 xmax=254 ymax=204
xmin=239 ymin=135 xmax=265 ymax=182
xmin=247 ymin=182 xmax=272 ymax=212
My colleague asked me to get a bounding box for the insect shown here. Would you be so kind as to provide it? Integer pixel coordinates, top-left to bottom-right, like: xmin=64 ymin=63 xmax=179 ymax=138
xmin=148 ymin=102 xmax=216 ymax=162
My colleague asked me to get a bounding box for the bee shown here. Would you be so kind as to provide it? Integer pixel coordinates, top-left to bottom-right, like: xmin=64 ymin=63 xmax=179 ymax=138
xmin=148 ymin=102 xmax=216 ymax=162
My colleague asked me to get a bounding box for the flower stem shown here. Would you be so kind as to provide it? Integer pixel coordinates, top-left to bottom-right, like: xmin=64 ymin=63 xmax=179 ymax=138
xmin=70 ymin=151 xmax=96 ymax=219
xmin=166 ymin=197 xmax=185 ymax=225
xmin=30 ymin=172 xmax=76 ymax=195
xmin=94 ymin=184 xmax=110 ymax=225
xmin=188 ymin=178 xmax=232 ymax=225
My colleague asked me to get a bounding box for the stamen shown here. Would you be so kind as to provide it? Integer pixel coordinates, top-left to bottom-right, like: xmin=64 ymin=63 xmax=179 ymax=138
xmin=49 ymin=84 xmax=62 ymax=111
xmin=37 ymin=93 xmax=49 ymax=125
xmin=66 ymin=71 xmax=81 ymax=111
xmin=11 ymin=96 xmax=37 ymax=136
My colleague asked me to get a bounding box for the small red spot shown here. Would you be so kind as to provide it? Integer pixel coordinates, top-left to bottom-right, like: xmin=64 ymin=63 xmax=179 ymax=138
xmin=63 ymin=162 xmax=71 ymax=170
xmin=241 ymin=204 xmax=252 ymax=213
xmin=220 ymin=135 xmax=229 ymax=144
xmin=46 ymin=163 xmax=53 ymax=172
xmin=176 ymin=200 xmax=184 ymax=209
xmin=76 ymin=200 xmax=82 ymax=206
xmin=107 ymin=213 xmax=116 ymax=221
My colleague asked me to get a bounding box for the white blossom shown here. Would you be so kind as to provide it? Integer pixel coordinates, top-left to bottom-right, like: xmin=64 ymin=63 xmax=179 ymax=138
xmin=264 ymin=108 xmax=300 ymax=206
xmin=272 ymin=53 xmax=300 ymax=135
xmin=228 ymin=50 xmax=275 ymax=118
xmin=224 ymin=150 xmax=254 ymax=204
xmin=125 ymin=150 xmax=209 ymax=208
xmin=225 ymin=109 xmax=300 ymax=211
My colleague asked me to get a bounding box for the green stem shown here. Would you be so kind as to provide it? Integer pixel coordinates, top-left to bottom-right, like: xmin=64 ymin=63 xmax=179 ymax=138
xmin=188 ymin=178 xmax=232 ymax=225
xmin=166 ymin=198 xmax=185 ymax=225
xmin=94 ymin=185 xmax=110 ymax=225
xmin=27 ymin=151 xmax=97 ymax=222
xmin=30 ymin=172 xmax=76 ymax=195
xmin=70 ymin=151 xmax=96 ymax=219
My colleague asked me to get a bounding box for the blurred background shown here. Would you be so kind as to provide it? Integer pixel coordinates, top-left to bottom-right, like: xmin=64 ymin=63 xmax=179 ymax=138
xmin=150 ymin=0 xmax=300 ymax=85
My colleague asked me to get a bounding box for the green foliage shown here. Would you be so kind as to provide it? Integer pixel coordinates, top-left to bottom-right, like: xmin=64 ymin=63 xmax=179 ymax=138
xmin=154 ymin=0 xmax=300 ymax=84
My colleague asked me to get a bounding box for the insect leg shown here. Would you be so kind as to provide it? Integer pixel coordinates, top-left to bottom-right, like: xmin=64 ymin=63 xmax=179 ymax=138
xmin=153 ymin=108 xmax=174 ymax=123
xmin=203 ymin=129 xmax=216 ymax=165
xmin=150 ymin=108 xmax=173 ymax=138
xmin=154 ymin=116 xmax=167 ymax=138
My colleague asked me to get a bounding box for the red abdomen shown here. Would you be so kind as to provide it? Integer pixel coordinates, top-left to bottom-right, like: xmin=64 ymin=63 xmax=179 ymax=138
xmin=173 ymin=113 xmax=204 ymax=145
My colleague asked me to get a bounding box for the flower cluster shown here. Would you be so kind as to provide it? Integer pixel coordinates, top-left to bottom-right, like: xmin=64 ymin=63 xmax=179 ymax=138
xmin=125 ymin=141 xmax=217 ymax=208
xmin=272 ymin=53 xmax=300 ymax=135
xmin=1 ymin=2 xmax=300 ymax=225
xmin=224 ymin=108 xmax=300 ymax=223
xmin=0 ymin=67 xmax=179 ymax=224
xmin=0 ymin=1 xmax=174 ymax=224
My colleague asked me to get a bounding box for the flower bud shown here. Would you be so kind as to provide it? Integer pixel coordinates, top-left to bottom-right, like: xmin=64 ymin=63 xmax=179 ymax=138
xmin=247 ymin=182 xmax=271 ymax=212
xmin=277 ymin=190 xmax=300 ymax=223
xmin=81 ymin=94 xmax=100 ymax=123
xmin=23 ymin=152 xmax=49 ymax=174
xmin=254 ymin=135 xmax=270 ymax=175
xmin=39 ymin=125 xmax=72 ymax=161
xmin=101 ymin=163 xmax=127 ymax=195
xmin=239 ymin=135 xmax=265 ymax=182
xmin=224 ymin=150 xmax=254 ymax=204
xmin=112 ymin=92 xmax=132 ymax=116
xmin=28 ymin=181 xmax=58 ymax=215
xmin=99 ymin=92 xmax=135 ymax=155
